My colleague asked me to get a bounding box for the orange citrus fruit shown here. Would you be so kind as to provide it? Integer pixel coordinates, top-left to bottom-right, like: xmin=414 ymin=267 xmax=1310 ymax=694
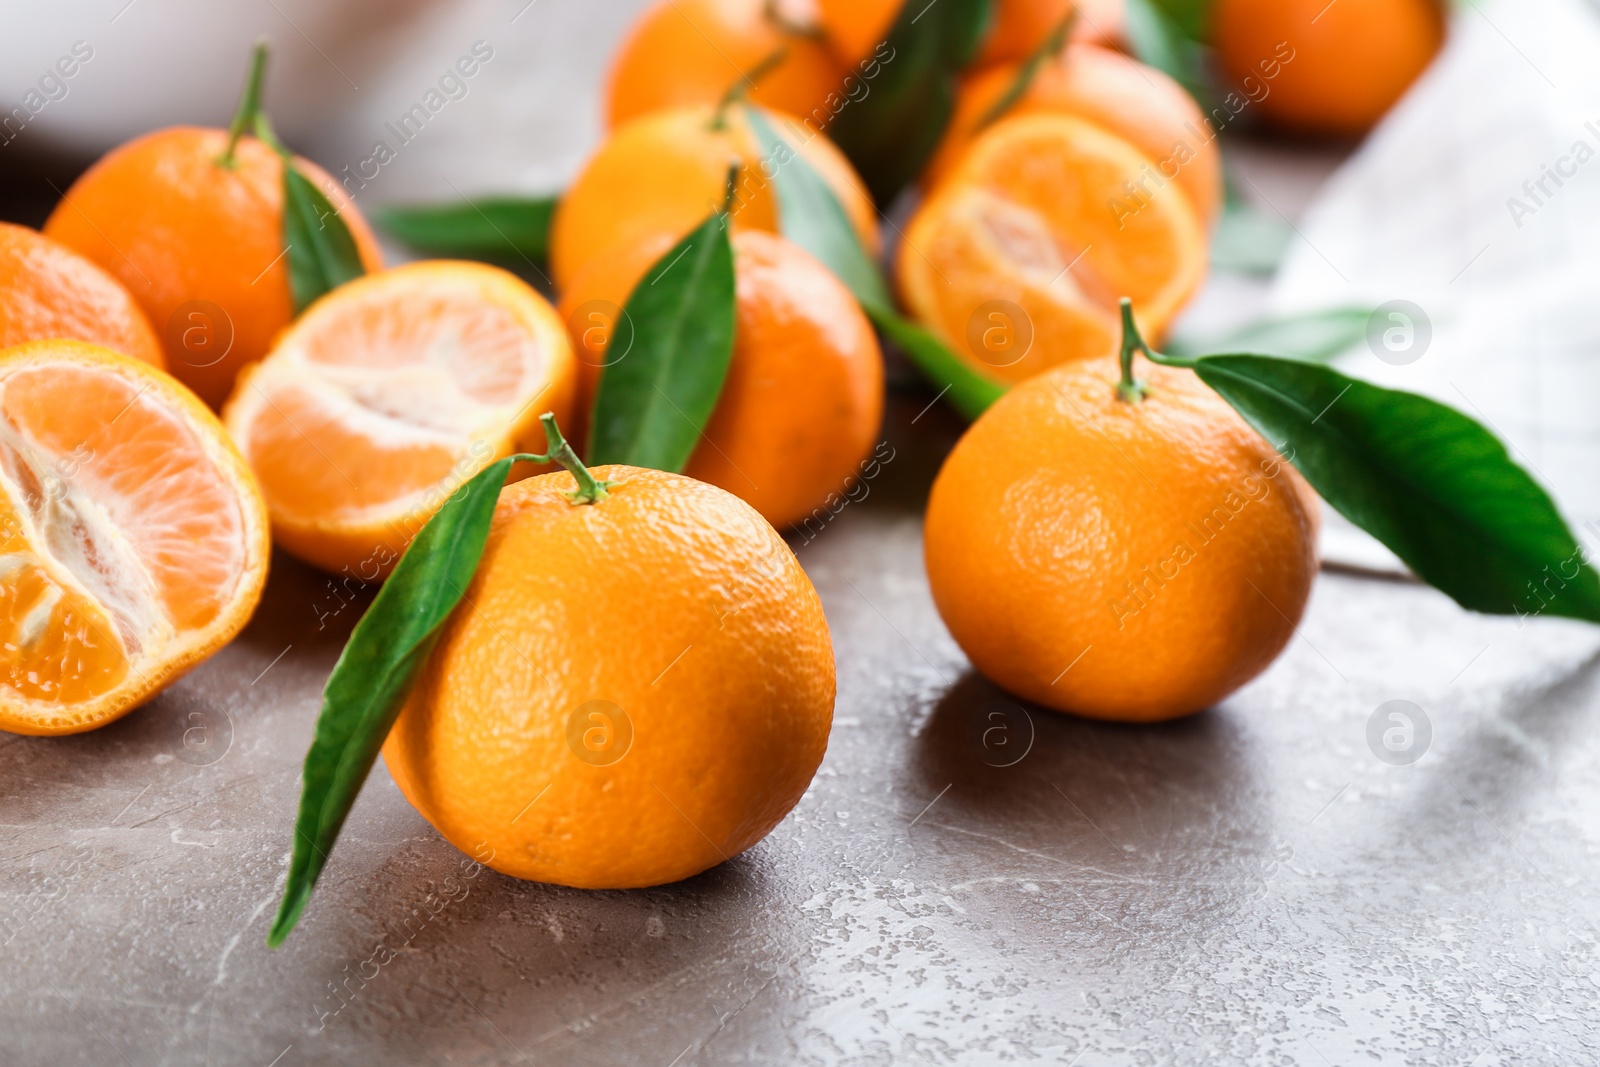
xmin=1212 ymin=0 xmax=1445 ymax=138
xmin=0 ymin=222 xmax=164 ymax=368
xmin=384 ymin=465 xmax=835 ymax=888
xmin=0 ymin=340 xmax=270 ymax=736
xmin=898 ymin=112 xmax=1206 ymax=385
xmin=43 ymin=127 xmax=384 ymax=409
xmin=548 ymin=103 xmax=879 ymax=290
xmin=222 ymin=261 xmax=577 ymax=578
xmin=606 ymin=0 xmax=846 ymax=130
xmin=559 ymin=229 xmax=883 ymax=530
xmin=924 ymin=354 xmax=1318 ymax=723
xmin=926 ymin=43 xmax=1222 ymax=228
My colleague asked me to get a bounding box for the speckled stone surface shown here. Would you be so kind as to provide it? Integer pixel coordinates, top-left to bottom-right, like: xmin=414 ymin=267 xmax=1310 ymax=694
xmin=4 ymin=387 xmax=1600 ymax=1066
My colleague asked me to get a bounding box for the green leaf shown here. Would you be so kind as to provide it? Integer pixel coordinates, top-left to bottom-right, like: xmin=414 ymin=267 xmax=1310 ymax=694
xmin=828 ymin=0 xmax=994 ymax=204
xmin=1123 ymin=0 xmax=1213 ymax=104
xmin=742 ymin=106 xmax=1003 ymax=421
xmin=587 ymin=208 xmax=737 ymax=471
xmin=268 ymin=454 xmax=517 ymax=947
xmin=374 ymin=196 xmax=557 ymax=266
xmin=870 ymin=308 xmax=1006 ymax=421
xmin=1166 ymin=307 xmax=1371 ymax=363
xmin=1145 ymin=0 xmax=1212 ymax=41
xmin=282 ymin=164 xmax=368 ymax=314
xmin=745 ymin=108 xmax=893 ymax=313
xmin=1189 ymin=354 xmax=1600 ymax=622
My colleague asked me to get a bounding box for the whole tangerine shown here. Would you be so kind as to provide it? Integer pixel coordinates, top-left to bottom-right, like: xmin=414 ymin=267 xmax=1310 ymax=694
xmin=1212 ymin=0 xmax=1445 ymax=138
xmin=383 ymin=464 xmax=835 ymax=888
xmin=43 ymin=127 xmax=383 ymax=408
xmin=923 ymin=309 xmax=1319 ymax=722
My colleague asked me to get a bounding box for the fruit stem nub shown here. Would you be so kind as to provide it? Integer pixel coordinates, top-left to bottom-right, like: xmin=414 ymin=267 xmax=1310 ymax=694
xmin=520 ymin=413 xmax=616 ymax=505
xmin=220 ymin=40 xmax=270 ymax=168
xmin=1116 ymin=298 xmax=1152 ymax=404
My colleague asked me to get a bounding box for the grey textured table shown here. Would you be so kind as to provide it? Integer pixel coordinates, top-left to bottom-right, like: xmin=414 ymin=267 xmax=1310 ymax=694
xmin=5 ymin=379 xmax=1600 ymax=1065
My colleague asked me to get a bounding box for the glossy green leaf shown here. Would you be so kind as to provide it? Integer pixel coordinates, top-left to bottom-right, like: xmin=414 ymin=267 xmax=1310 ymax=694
xmin=746 ymin=107 xmax=893 ymax=313
xmin=282 ymin=164 xmax=367 ymax=314
xmin=1188 ymin=354 xmax=1600 ymax=621
xmin=871 ymin=309 xmax=1006 ymax=421
xmin=587 ymin=208 xmax=737 ymax=471
xmin=1166 ymin=307 xmax=1371 ymax=363
xmin=268 ymin=454 xmax=516 ymax=946
xmin=1123 ymin=0 xmax=1212 ymax=104
xmin=743 ymin=106 xmax=1003 ymax=421
xmin=828 ymin=0 xmax=994 ymax=204
xmin=374 ymin=196 xmax=557 ymax=266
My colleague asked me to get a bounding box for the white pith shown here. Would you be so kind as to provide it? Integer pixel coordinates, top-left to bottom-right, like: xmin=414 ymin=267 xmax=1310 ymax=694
xmin=0 ymin=400 xmax=170 ymax=676
xmin=233 ymin=277 xmax=553 ymax=526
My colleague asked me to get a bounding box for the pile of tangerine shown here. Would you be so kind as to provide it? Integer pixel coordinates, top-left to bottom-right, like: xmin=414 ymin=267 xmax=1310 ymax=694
xmin=0 ymin=0 xmax=1443 ymax=892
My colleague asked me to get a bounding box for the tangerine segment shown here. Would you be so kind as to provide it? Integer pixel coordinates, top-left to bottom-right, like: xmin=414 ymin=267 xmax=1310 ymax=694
xmin=222 ymin=261 xmax=577 ymax=578
xmin=0 ymin=340 xmax=269 ymax=736
xmin=898 ymin=113 xmax=1205 ymax=383
xmin=548 ymin=104 xmax=879 ymax=290
xmin=384 ymin=466 xmax=835 ymax=889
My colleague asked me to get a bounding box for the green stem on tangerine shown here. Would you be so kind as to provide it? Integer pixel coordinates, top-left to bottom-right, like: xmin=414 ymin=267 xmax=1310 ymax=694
xmin=1116 ymin=298 xmax=1151 ymax=404
xmin=1115 ymin=297 xmax=1197 ymax=403
xmin=516 ymin=413 xmax=616 ymax=505
xmin=710 ymin=47 xmax=788 ymax=130
xmin=219 ymin=41 xmax=269 ymax=168
xmin=251 ymin=111 xmax=292 ymax=162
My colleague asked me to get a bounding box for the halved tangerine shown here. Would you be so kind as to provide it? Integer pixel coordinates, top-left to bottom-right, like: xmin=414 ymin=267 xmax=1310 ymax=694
xmin=222 ymin=261 xmax=577 ymax=578
xmin=0 ymin=340 xmax=270 ymax=736
xmin=897 ymin=112 xmax=1206 ymax=385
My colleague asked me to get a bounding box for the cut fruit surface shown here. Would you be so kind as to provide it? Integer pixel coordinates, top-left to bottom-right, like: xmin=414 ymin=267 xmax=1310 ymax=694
xmin=898 ymin=112 xmax=1206 ymax=386
xmin=0 ymin=340 xmax=269 ymax=736
xmin=222 ymin=260 xmax=577 ymax=577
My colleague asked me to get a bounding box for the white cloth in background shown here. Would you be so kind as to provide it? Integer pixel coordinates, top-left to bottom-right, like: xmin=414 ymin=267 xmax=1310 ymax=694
xmin=1267 ymin=0 xmax=1600 ymax=572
